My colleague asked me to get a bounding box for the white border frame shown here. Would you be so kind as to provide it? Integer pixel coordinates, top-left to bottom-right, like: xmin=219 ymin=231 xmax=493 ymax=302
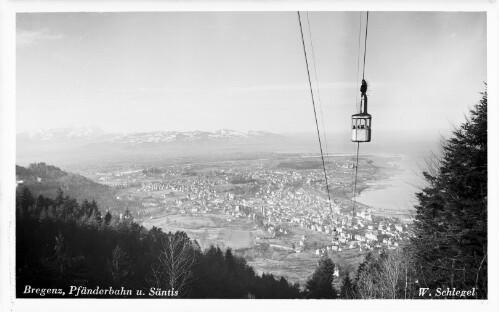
xmin=1 ymin=1 xmax=498 ymax=312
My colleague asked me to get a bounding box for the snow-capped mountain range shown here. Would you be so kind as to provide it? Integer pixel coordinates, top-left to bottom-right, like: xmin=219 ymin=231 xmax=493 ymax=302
xmin=17 ymin=127 xmax=281 ymax=144
xmin=114 ymin=129 xmax=279 ymax=144
xmin=17 ymin=126 xmax=107 ymax=142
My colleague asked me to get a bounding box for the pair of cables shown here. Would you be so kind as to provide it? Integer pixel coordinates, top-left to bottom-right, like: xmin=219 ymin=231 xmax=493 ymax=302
xmin=297 ymin=11 xmax=369 ymax=221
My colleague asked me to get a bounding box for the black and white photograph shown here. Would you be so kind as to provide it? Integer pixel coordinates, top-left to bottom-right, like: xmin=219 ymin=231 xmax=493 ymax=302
xmin=1 ymin=0 xmax=498 ymax=311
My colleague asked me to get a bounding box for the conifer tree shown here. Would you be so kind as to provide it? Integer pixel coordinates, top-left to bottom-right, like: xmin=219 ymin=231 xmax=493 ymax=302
xmin=55 ymin=188 xmax=65 ymax=206
xmin=104 ymin=211 xmax=112 ymax=225
xmin=109 ymin=245 xmax=133 ymax=286
xmin=340 ymin=273 xmax=355 ymax=299
xmin=411 ymin=89 xmax=487 ymax=298
xmin=18 ymin=186 xmax=34 ymax=215
xmin=306 ymin=257 xmax=337 ymax=298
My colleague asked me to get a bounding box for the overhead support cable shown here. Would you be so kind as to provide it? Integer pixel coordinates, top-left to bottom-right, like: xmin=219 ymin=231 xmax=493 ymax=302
xmin=352 ymin=12 xmax=363 ymax=197
xmin=305 ymin=12 xmax=331 ymax=168
xmin=352 ymin=142 xmax=360 ymax=219
xmin=362 ymin=11 xmax=369 ymax=81
xmin=297 ymin=11 xmax=333 ymax=216
xmin=352 ymin=11 xmax=369 ymax=222
xmin=355 ymin=12 xmax=363 ymax=113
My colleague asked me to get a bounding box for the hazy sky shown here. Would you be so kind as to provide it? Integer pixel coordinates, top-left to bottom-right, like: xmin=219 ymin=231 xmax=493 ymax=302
xmin=17 ymin=12 xmax=486 ymax=138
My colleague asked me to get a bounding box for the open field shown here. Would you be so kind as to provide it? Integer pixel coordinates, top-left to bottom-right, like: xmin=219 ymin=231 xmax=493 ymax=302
xmin=144 ymin=213 xmax=266 ymax=250
xmin=244 ymin=247 xmax=368 ymax=287
xmin=143 ymin=211 xmax=369 ymax=286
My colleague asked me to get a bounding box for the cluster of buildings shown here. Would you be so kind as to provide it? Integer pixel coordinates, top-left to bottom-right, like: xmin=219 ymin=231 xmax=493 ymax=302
xmin=98 ymin=159 xmax=412 ymax=255
xmin=314 ymin=219 xmax=410 ymax=256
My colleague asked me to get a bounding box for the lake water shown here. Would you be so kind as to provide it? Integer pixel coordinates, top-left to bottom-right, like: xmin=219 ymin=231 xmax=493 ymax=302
xmin=355 ymin=155 xmax=426 ymax=219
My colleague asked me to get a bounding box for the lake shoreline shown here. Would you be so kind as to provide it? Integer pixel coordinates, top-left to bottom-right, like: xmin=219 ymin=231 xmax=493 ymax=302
xmin=355 ymin=154 xmax=423 ymax=220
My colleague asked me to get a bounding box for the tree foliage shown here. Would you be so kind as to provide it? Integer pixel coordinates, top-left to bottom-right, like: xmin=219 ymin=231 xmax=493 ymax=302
xmin=16 ymin=186 xmax=301 ymax=298
xmin=354 ymin=249 xmax=418 ymax=299
xmin=151 ymin=231 xmax=196 ymax=297
xmin=350 ymin=89 xmax=487 ymax=299
xmin=305 ymin=257 xmax=337 ymax=298
xmin=411 ymin=89 xmax=487 ymax=298
xmin=340 ymin=273 xmax=355 ymax=299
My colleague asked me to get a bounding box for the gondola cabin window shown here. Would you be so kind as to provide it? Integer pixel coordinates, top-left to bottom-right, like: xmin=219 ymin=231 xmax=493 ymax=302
xmin=351 ymin=113 xmax=371 ymax=142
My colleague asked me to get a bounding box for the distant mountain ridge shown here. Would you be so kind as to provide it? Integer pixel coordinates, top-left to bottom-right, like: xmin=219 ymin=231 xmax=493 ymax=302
xmin=113 ymin=129 xmax=281 ymax=145
xmin=16 ymin=127 xmax=316 ymax=166
xmin=17 ymin=126 xmax=107 ymax=142
xmin=17 ymin=127 xmax=282 ymax=144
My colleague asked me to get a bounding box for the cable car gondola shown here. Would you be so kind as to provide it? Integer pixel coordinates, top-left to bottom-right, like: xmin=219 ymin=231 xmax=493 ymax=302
xmin=351 ymin=79 xmax=371 ymax=143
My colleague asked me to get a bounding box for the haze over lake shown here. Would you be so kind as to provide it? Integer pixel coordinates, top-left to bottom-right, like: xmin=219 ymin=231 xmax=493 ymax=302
xmin=355 ymin=156 xmax=423 ymax=219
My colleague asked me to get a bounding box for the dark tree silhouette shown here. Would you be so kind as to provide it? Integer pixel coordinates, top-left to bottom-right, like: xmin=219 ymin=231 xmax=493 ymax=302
xmin=340 ymin=273 xmax=355 ymax=299
xmin=18 ymin=186 xmax=34 ymax=215
xmin=305 ymin=257 xmax=337 ymax=299
xmin=411 ymin=88 xmax=487 ymax=298
xmin=104 ymin=211 xmax=112 ymax=225
xmin=108 ymin=245 xmax=133 ymax=286
xmin=16 ymin=186 xmax=304 ymax=298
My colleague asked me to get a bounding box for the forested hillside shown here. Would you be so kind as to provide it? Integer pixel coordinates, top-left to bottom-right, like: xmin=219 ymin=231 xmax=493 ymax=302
xmin=16 ymin=162 xmax=111 ymax=203
xmin=16 ymin=187 xmax=308 ymax=298
xmin=15 ymin=162 xmax=137 ymax=214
